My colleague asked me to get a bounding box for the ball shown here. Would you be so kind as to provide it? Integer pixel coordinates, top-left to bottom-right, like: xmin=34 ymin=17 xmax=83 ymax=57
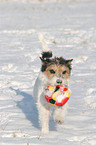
xmin=45 ymin=85 xmax=71 ymax=107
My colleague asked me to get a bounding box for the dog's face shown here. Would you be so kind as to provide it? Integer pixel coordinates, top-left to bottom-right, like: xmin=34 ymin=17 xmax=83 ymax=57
xmin=44 ymin=64 xmax=70 ymax=79
xmin=40 ymin=52 xmax=73 ymax=86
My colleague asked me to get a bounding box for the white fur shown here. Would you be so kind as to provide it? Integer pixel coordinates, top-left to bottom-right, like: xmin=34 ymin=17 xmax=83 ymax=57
xmin=38 ymin=33 xmax=50 ymax=52
xmin=33 ymin=33 xmax=69 ymax=133
xmin=33 ymin=72 xmax=69 ymax=134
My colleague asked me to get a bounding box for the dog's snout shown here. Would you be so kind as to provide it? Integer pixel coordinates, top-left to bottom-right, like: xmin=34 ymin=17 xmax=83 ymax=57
xmin=56 ymin=79 xmax=62 ymax=84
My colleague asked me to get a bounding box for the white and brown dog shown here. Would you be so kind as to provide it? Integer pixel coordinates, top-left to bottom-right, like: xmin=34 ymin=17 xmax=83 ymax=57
xmin=33 ymin=34 xmax=73 ymax=134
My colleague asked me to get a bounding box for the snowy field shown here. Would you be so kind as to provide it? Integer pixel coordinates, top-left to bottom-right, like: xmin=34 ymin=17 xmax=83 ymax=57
xmin=0 ymin=0 xmax=96 ymax=145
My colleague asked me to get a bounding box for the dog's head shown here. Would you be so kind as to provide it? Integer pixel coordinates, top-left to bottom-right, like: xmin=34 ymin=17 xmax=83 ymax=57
xmin=40 ymin=51 xmax=73 ymax=86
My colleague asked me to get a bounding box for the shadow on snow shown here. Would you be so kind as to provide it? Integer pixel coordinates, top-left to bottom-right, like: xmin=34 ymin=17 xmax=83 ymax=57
xmin=10 ymin=87 xmax=56 ymax=132
xmin=10 ymin=87 xmax=40 ymax=130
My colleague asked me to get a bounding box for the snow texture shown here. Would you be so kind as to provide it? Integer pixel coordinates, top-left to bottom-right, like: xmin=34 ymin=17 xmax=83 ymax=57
xmin=0 ymin=0 xmax=96 ymax=145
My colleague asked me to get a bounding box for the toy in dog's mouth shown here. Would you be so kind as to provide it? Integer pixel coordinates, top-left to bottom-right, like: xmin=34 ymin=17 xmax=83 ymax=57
xmin=45 ymin=85 xmax=71 ymax=107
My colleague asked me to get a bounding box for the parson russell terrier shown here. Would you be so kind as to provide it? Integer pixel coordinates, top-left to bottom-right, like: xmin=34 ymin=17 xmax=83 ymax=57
xmin=33 ymin=34 xmax=73 ymax=134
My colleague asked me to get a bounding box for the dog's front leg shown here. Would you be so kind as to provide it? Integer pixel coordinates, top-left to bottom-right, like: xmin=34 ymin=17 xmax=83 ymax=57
xmin=38 ymin=103 xmax=50 ymax=134
xmin=53 ymin=103 xmax=68 ymax=124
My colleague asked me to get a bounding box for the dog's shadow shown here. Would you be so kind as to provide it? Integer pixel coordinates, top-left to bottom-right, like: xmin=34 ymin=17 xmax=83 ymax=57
xmin=10 ymin=87 xmax=56 ymax=131
xmin=10 ymin=87 xmax=40 ymax=130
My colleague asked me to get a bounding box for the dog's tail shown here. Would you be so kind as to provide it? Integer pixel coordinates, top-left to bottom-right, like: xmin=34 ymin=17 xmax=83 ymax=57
xmin=38 ymin=33 xmax=50 ymax=52
xmin=38 ymin=33 xmax=53 ymax=60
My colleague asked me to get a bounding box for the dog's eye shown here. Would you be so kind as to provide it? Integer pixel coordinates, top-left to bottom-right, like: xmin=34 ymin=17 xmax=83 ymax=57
xmin=49 ymin=69 xmax=55 ymax=74
xmin=62 ymin=70 xmax=67 ymax=74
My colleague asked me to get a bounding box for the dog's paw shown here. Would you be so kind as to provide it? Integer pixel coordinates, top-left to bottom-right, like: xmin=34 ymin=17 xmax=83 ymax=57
xmin=55 ymin=119 xmax=64 ymax=124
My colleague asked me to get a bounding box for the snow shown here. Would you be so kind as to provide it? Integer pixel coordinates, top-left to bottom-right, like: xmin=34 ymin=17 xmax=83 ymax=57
xmin=0 ymin=0 xmax=96 ymax=145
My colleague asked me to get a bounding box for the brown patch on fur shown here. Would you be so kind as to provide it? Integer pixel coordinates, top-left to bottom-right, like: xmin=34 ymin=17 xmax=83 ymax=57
xmin=44 ymin=64 xmax=70 ymax=79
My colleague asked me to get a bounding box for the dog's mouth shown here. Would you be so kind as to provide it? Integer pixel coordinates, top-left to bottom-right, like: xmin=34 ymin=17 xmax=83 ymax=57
xmin=49 ymin=78 xmax=67 ymax=86
xmin=56 ymin=77 xmax=69 ymax=87
xmin=56 ymin=79 xmax=62 ymax=84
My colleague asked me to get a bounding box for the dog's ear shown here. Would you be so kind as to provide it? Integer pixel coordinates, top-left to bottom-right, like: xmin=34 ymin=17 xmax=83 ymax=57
xmin=40 ymin=51 xmax=53 ymax=64
xmin=40 ymin=58 xmax=47 ymax=65
xmin=66 ymin=59 xmax=73 ymax=65
xmin=66 ymin=59 xmax=73 ymax=71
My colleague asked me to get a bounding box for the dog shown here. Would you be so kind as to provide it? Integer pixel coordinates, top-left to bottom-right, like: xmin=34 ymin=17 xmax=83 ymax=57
xmin=33 ymin=34 xmax=73 ymax=134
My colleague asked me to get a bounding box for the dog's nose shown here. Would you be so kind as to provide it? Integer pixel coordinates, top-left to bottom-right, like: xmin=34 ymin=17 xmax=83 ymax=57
xmin=56 ymin=79 xmax=62 ymax=84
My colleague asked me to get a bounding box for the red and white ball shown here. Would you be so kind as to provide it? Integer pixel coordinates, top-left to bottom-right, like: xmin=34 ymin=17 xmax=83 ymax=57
xmin=45 ymin=85 xmax=71 ymax=107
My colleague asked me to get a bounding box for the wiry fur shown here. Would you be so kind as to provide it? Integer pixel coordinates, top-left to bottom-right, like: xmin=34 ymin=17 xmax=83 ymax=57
xmin=33 ymin=34 xmax=73 ymax=134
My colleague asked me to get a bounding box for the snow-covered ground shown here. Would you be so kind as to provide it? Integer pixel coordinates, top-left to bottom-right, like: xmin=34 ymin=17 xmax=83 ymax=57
xmin=0 ymin=1 xmax=96 ymax=145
